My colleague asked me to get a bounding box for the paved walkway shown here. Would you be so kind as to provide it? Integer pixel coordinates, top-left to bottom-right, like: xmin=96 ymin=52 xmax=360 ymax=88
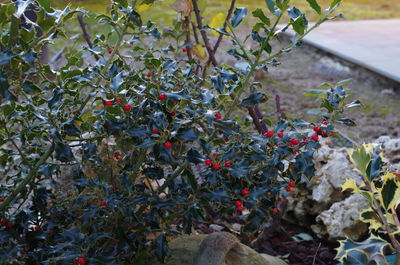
xmin=291 ymin=19 xmax=400 ymax=83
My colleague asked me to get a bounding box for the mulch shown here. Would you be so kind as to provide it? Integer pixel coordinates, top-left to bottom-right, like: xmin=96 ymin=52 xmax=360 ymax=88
xmin=254 ymin=222 xmax=338 ymax=265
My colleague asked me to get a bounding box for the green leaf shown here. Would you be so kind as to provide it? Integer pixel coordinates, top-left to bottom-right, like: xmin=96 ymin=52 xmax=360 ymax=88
xmin=336 ymin=235 xmax=389 ymax=264
xmin=177 ymin=127 xmax=198 ymax=141
xmin=330 ymin=0 xmax=342 ymax=10
xmin=380 ymin=175 xmax=397 ymax=210
xmin=241 ymin=92 xmax=268 ymax=106
xmin=365 ymin=153 xmax=382 ymax=181
xmin=335 ymin=78 xmax=352 ymax=86
xmin=37 ymin=0 xmax=52 ymax=12
xmin=55 ymin=143 xmax=75 ymax=162
xmin=252 ymin=8 xmax=270 ymax=26
xmin=337 ymin=118 xmax=356 ymax=127
xmin=155 ymin=233 xmax=169 ymax=262
xmin=231 ymin=7 xmax=247 ymax=28
xmin=345 ymin=100 xmax=362 ymax=109
xmin=305 ymin=0 xmax=321 ymax=14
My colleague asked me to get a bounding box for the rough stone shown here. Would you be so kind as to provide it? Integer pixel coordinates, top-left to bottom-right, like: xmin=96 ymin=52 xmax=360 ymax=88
xmin=312 ymin=194 xmax=369 ymax=240
xmin=151 ymin=232 xmax=288 ymax=265
xmin=285 ymin=139 xmax=366 ymax=240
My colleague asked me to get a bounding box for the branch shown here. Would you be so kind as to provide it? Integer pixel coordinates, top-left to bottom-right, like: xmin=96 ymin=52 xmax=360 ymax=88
xmin=275 ymin=94 xmax=286 ymax=120
xmin=0 ymin=143 xmax=55 ymax=214
xmin=191 ymin=0 xmax=218 ymax=66
xmin=77 ymin=14 xmax=99 ymax=60
xmin=183 ymin=16 xmax=193 ymax=60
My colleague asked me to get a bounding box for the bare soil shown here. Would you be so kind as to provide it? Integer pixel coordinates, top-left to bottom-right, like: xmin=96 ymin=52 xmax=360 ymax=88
xmin=257 ymin=42 xmax=400 ymax=144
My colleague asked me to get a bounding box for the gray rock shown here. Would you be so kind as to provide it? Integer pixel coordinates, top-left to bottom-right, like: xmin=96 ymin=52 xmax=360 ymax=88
xmin=151 ymin=232 xmax=288 ymax=265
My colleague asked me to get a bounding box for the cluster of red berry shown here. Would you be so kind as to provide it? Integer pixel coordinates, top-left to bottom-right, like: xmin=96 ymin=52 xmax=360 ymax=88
xmin=104 ymin=98 xmax=132 ymax=111
xmin=1 ymin=218 xmax=13 ymax=228
xmin=234 ymin=189 xmax=250 ymax=212
xmin=204 ymin=152 xmax=232 ymax=171
xmin=313 ymin=120 xmax=333 ymax=137
xmin=285 ymin=181 xmax=296 ymax=192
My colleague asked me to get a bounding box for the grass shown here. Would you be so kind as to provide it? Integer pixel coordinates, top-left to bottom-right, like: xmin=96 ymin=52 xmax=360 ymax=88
xmin=51 ymin=0 xmax=400 ymax=26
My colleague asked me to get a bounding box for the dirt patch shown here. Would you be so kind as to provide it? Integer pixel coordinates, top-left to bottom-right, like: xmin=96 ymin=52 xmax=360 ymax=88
xmin=255 ymin=42 xmax=400 ymax=143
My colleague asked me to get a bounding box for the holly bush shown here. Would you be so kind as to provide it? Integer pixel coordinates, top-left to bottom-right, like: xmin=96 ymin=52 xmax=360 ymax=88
xmin=0 ymin=0 xmax=351 ymax=264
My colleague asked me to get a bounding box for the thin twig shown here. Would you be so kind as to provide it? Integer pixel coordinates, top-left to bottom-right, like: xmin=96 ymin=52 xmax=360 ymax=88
xmin=312 ymin=242 xmax=322 ymax=265
xmin=191 ymin=0 xmax=218 ymax=66
xmin=275 ymin=94 xmax=286 ymax=120
xmin=77 ymin=14 xmax=99 ymax=60
xmin=183 ymin=16 xmax=193 ymax=60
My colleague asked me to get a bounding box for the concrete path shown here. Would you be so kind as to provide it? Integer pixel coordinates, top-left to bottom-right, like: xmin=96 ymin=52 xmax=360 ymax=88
xmin=290 ymin=19 xmax=400 ymax=83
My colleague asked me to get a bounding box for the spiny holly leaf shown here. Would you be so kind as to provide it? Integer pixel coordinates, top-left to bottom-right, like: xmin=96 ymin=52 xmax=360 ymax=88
xmin=241 ymin=92 xmax=268 ymax=106
xmin=365 ymin=152 xmax=382 ymax=181
xmin=378 ymin=173 xmax=400 ymax=210
xmin=252 ymin=8 xmax=270 ymax=26
xmin=336 ymin=235 xmax=389 ymax=264
xmin=231 ymin=7 xmax=247 ymax=28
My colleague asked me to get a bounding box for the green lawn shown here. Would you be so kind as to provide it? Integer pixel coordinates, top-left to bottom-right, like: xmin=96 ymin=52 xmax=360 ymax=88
xmin=52 ymin=0 xmax=400 ymax=26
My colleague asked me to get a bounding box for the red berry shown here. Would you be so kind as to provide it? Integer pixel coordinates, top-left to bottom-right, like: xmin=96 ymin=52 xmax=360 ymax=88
xmin=214 ymin=113 xmax=222 ymax=119
xmin=322 ymin=121 xmax=328 ymax=125
xmin=321 ymin=131 xmax=327 ymax=136
xmin=72 ymin=110 xmax=78 ymax=115
xmin=288 ymin=181 xmax=295 ymax=187
xmin=241 ymin=189 xmax=249 ymax=196
xmin=114 ymin=152 xmax=121 ymax=160
xmin=235 ymin=201 xmax=242 ymax=207
xmin=272 ymin=208 xmax=279 ymax=215
xmin=146 ymin=73 xmax=152 ymax=78
xmin=286 ymin=186 xmax=292 ymax=192
xmin=263 ymin=131 xmax=274 ymax=137
xmin=107 ymin=49 xmax=113 ymax=54
xmin=105 ymin=100 xmax=113 ymax=106
xmin=177 ymin=82 xmax=181 ymax=87
xmin=205 ymin=159 xmax=212 ymax=166
xmin=237 ymin=205 xmax=244 ymax=212
xmin=123 ymin=104 xmax=131 ymax=111
xmin=100 ymin=200 xmax=107 ymax=207
xmin=313 ymin=125 xmax=320 ymax=132
xmin=170 ymin=111 xmax=176 ymax=116
xmin=277 ymin=131 xmax=284 ymax=138
xmin=289 ymin=138 xmax=300 ymax=145
xmin=1 ymin=219 xmax=7 ymax=226
xmin=164 ymin=141 xmax=172 ymax=148
xmin=311 ymin=134 xmax=319 ymax=141
xmin=224 ymin=161 xmax=232 ymax=167
xmin=212 ymin=152 xmax=218 ymax=157
xmin=117 ymin=97 xmax=123 ymax=103
xmin=152 ymin=129 xmax=160 ymax=134
xmin=159 ymin=93 xmax=167 ymax=100
xmin=212 ymin=163 xmax=220 ymax=170
xmin=182 ymin=48 xmax=187 ymax=53
xmin=47 ymin=229 xmax=53 ymax=234
xmin=329 ymin=132 xmax=333 ymax=137
xmin=77 ymin=257 xmax=86 ymax=264
xmin=34 ymin=225 xmax=40 ymax=231
xmin=6 ymin=222 xmax=13 ymax=228
xmin=0 ymin=198 xmax=4 ymax=202
xmin=36 ymin=175 xmax=42 ymax=180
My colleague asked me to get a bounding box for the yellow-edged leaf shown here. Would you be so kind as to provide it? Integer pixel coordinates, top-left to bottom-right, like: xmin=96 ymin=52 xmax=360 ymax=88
xmin=342 ymin=178 xmax=360 ymax=193
xmin=378 ymin=172 xmax=400 ymax=210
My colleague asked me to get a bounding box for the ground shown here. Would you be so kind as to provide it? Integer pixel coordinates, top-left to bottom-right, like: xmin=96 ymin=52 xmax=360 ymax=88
xmin=262 ymin=41 xmax=400 ymax=143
